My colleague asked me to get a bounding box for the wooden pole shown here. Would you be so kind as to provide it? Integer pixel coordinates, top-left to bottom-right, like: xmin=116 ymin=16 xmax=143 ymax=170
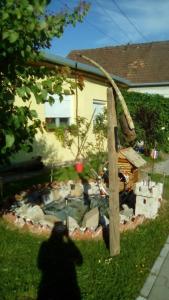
xmin=107 ymin=87 xmax=120 ymax=256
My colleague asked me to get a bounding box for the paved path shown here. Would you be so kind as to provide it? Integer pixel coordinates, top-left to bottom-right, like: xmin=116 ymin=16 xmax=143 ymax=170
xmin=154 ymin=159 xmax=169 ymax=176
xmin=136 ymin=237 xmax=169 ymax=300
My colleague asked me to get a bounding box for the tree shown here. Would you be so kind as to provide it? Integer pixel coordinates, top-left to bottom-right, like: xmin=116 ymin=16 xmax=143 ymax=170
xmin=0 ymin=0 xmax=89 ymax=164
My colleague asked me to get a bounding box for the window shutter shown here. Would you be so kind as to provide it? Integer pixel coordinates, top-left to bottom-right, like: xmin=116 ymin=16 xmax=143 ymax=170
xmin=45 ymin=94 xmax=72 ymax=118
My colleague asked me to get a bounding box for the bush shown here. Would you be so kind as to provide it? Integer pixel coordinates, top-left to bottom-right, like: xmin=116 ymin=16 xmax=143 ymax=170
xmin=121 ymin=91 xmax=169 ymax=153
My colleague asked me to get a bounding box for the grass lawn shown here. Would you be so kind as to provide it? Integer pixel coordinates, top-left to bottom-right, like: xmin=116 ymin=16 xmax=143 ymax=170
xmin=0 ymin=172 xmax=169 ymax=300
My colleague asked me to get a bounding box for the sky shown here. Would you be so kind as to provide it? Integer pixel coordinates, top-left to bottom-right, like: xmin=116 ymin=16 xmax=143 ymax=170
xmin=46 ymin=0 xmax=169 ymax=57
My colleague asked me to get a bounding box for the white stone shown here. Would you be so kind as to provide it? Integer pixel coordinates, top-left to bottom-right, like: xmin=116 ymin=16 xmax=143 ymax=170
xmin=15 ymin=203 xmax=30 ymax=217
xmin=38 ymin=219 xmax=54 ymax=228
xmin=59 ymin=185 xmax=71 ymax=198
xmin=87 ymin=183 xmax=100 ymax=195
xmin=134 ymin=180 xmax=163 ymax=219
xmin=69 ymin=183 xmax=83 ymax=197
xmin=15 ymin=217 xmax=25 ymax=227
xmin=67 ymin=216 xmax=80 ymax=231
xmin=135 ymin=195 xmax=159 ymax=219
xmin=120 ymin=204 xmax=133 ymax=223
xmin=44 ymin=214 xmax=61 ymax=223
xmin=24 ymin=205 xmax=44 ymax=222
xmin=82 ymin=207 xmax=99 ymax=230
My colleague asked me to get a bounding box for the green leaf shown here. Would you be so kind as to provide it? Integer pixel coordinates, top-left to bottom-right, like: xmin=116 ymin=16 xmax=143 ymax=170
xmin=41 ymin=89 xmax=48 ymax=100
xmin=2 ymin=31 xmax=10 ymax=40
xmin=25 ymin=87 xmax=31 ymax=96
xmin=30 ymin=110 xmax=38 ymax=118
xmin=13 ymin=116 xmax=20 ymax=129
xmin=9 ymin=31 xmax=19 ymax=43
xmin=21 ymin=50 xmax=25 ymax=57
xmin=27 ymin=5 xmax=33 ymax=12
xmin=16 ymin=87 xmax=26 ymax=98
xmin=26 ymin=45 xmax=31 ymax=53
xmin=5 ymin=133 xmax=15 ymax=148
xmin=39 ymin=20 xmax=47 ymax=30
xmin=35 ymin=94 xmax=43 ymax=104
xmin=2 ymin=12 xmax=9 ymax=20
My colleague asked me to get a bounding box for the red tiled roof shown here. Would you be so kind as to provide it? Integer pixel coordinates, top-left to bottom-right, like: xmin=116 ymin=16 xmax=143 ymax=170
xmin=67 ymin=41 xmax=169 ymax=84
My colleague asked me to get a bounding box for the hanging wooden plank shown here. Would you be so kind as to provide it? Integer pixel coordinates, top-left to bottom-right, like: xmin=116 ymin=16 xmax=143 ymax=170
xmin=107 ymin=87 xmax=120 ymax=256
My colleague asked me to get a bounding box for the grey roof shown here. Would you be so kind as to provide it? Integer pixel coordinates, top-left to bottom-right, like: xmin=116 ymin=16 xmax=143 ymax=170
xmin=41 ymin=51 xmax=131 ymax=86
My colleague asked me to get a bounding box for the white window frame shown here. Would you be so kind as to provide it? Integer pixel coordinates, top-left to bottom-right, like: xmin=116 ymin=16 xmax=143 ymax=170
xmin=45 ymin=94 xmax=73 ymax=127
xmin=93 ymin=99 xmax=106 ymax=122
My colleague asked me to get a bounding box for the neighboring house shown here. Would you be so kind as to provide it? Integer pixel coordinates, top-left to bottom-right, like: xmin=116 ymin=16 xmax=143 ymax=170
xmin=13 ymin=52 xmax=129 ymax=166
xmin=68 ymin=40 xmax=169 ymax=98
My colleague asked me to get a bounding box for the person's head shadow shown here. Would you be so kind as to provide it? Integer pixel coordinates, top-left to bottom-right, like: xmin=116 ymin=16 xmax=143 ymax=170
xmin=37 ymin=222 xmax=83 ymax=300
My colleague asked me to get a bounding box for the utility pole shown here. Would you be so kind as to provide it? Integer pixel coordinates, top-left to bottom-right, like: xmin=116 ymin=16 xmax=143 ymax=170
xmin=107 ymin=87 xmax=120 ymax=256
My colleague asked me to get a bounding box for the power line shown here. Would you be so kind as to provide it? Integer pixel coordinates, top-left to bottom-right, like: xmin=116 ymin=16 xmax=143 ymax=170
xmin=85 ymin=19 xmax=119 ymax=44
xmin=95 ymin=0 xmax=133 ymax=42
xmin=111 ymin=0 xmax=148 ymax=42
xmin=59 ymin=0 xmax=120 ymax=44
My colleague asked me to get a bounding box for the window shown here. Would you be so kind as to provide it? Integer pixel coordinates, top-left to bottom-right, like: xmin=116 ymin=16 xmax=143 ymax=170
xmin=46 ymin=117 xmax=70 ymax=129
xmin=93 ymin=99 xmax=105 ymax=123
xmin=45 ymin=94 xmax=72 ymax=129
xmin=57 ymin=117 xmax=70 ymax=126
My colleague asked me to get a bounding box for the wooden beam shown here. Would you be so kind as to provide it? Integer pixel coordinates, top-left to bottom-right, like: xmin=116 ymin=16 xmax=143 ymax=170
xmin=107 ymin=87 xmax=120 ymax=256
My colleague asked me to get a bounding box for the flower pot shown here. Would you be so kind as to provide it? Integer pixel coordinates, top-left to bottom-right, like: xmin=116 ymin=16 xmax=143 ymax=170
xmin=74 ymin=161 xmax=84 ymax=173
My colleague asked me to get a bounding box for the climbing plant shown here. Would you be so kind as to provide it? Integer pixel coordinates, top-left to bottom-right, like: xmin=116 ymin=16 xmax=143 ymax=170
xmin=122 ymin=91 xmax=169 ymax=153
xmin=79 ymin=91 xmax=169 ymax=155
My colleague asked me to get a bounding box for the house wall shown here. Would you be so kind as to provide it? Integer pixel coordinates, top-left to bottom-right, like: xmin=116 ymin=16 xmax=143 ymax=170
xmin=128 ymin=86 xmax=169 ymax=98
xmin=12 ymin=78 xmax=108 ymax=165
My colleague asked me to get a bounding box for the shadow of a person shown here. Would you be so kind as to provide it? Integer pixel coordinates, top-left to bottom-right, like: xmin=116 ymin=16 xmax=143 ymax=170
xmin=37 ymin=222 xmax=83 ymax=300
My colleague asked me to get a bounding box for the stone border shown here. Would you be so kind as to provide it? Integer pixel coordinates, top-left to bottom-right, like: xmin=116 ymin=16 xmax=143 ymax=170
xmin=136 ymin=235 xmax=169 ymax=300
xmin=2 ymin=212 xmax=146 ymax=240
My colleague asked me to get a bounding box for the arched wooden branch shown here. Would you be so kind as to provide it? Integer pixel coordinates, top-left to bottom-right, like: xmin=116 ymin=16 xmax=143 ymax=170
xmin=81 ymin=54 xmax=135 ymax=130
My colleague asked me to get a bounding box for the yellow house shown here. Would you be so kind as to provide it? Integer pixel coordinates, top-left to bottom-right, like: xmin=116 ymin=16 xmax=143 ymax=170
xmin=13 ymin=53 xmax=130 ymax=166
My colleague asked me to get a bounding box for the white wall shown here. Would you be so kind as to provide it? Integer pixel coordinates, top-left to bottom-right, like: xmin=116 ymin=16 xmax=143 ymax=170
xmin=11 ymin=78 xmax=108 ymax=165
xmin=128 ymin=86 xmax=169 ymax=98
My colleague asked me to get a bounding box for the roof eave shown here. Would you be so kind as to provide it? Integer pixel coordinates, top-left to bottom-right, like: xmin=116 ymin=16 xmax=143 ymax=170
xmin=129 ymin=81 xmax=169 ymax=88
xmin=41 ymin=51 xmax=131 ymax=86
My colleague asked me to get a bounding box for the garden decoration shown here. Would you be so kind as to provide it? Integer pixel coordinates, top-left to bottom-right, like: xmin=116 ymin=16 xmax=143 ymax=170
xmin=150 ymin=145 xmax=158 ymax=174
xmin=74 ymin=160 xmax=84 ymax=173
